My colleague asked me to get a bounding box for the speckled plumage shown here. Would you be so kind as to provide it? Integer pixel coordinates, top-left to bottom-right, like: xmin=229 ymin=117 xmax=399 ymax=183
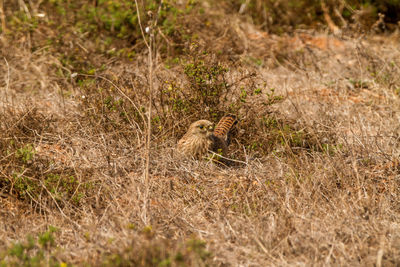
xmin=177 ymin=115 xmax=237 ymax=159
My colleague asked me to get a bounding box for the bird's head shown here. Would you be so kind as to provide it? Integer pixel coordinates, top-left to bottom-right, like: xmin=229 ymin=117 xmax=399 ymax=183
xmin=188 ymin=120 xmax=214 ymax=138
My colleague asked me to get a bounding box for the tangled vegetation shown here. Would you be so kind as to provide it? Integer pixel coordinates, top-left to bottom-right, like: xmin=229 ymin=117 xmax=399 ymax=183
xmin=1 ymin=0 xmax=400 ymax=266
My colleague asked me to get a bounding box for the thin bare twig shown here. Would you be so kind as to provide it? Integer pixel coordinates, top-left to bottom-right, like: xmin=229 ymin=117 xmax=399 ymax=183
xmin=135 ymin=0 xmax=149 ymax=49
xmin=0 ymin=0 xmax=5 ymax=33
xmin=207 ymin=150 xmax=248 ymax=166
xmin=18 ymin=0 xmax=32 ymax=19
xmin=3 ymin=57 xmax=10 ymax=108
xmin=134 ymin=0 xmax=163 ymax=225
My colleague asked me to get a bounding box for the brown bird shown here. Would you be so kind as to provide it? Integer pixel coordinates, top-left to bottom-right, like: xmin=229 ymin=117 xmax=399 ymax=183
xmin=177 ymin=115 xmax=237 ymax=160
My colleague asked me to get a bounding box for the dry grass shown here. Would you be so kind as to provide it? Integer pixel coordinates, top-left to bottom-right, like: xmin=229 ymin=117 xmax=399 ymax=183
xmin=1 ymin=1 xmax=400 ymax=266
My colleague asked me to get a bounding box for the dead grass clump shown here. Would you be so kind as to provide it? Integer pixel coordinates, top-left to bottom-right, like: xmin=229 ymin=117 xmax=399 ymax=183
xmin=101 ymin=236 xmax=212 ymax=267
xmin=138 ymin=143 xmax=400 ymax=265
xmin=0 ymin=108 xmax=54 ymax=139
xmin=0 ymin=107 xmax=96 ymax=213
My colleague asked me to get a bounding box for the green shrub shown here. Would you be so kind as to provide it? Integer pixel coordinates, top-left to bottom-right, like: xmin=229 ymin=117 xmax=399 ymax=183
xmin=1 ymin=226 xmax=68 ymax=267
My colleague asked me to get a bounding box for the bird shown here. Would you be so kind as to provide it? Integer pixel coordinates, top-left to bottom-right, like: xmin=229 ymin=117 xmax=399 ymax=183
xmin=177 ymin=114 xmax=237 ymax=160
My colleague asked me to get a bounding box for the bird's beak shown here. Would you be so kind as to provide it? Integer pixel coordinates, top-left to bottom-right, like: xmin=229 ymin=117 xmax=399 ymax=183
xmin=206 ymin=125 xmax=214 ymax=137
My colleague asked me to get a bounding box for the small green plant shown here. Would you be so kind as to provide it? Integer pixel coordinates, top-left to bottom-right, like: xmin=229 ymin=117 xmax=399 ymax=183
xmin=159 ymin=46 xmax=250 ymax=124
xmin=186 ymin=238 xmax=211 ymax=261
xmin=265 ymin=88 xmax=283 ymax=105
xmin=254 ymin=88 xmax=262 ymax=95
xmin=7 ymin=11 xmax=39 ymax=34
xmin=9 ymin=170 xmax=90 ymax=206
xmin=348 ymin=78 xmax=368 ymax=89
xmin=3 ymin=226 xmax=67 ymax=267
xmin=183 ymin=56 xmax=229 ymax=108
xmin=38 ymin=226 xmax=58 ymax=249
xmin=16 ymin=144 xmax=35 ymax=163
xmin=11 ymin=171 xmax=35 ymax=199
xmin=240 ymin=88 xmax=247 ymax=102
xmin=102 ymin=237 xmax=212 ymax=267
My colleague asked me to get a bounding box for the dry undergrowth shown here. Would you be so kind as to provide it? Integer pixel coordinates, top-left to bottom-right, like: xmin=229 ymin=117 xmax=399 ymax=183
xmin=1 ymin=1 xmax=400 ymax=266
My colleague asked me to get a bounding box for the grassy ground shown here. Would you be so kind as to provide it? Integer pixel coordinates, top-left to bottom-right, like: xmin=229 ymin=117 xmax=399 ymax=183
xmin=1 ymin=0 xmax=400 ymax=266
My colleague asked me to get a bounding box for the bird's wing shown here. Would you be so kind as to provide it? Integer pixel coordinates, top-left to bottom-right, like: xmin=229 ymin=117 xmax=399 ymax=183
xmin=213 ymin=114 xmax=237 ymax=140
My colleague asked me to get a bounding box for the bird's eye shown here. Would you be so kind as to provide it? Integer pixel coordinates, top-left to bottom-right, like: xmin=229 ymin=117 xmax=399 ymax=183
xmin=199 ymin=125 xmax=204 ymax=129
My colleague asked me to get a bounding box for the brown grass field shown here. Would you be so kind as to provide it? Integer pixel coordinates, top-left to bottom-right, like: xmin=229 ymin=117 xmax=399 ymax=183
xmin=1 ymin=1 xmax=400 ymax=266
